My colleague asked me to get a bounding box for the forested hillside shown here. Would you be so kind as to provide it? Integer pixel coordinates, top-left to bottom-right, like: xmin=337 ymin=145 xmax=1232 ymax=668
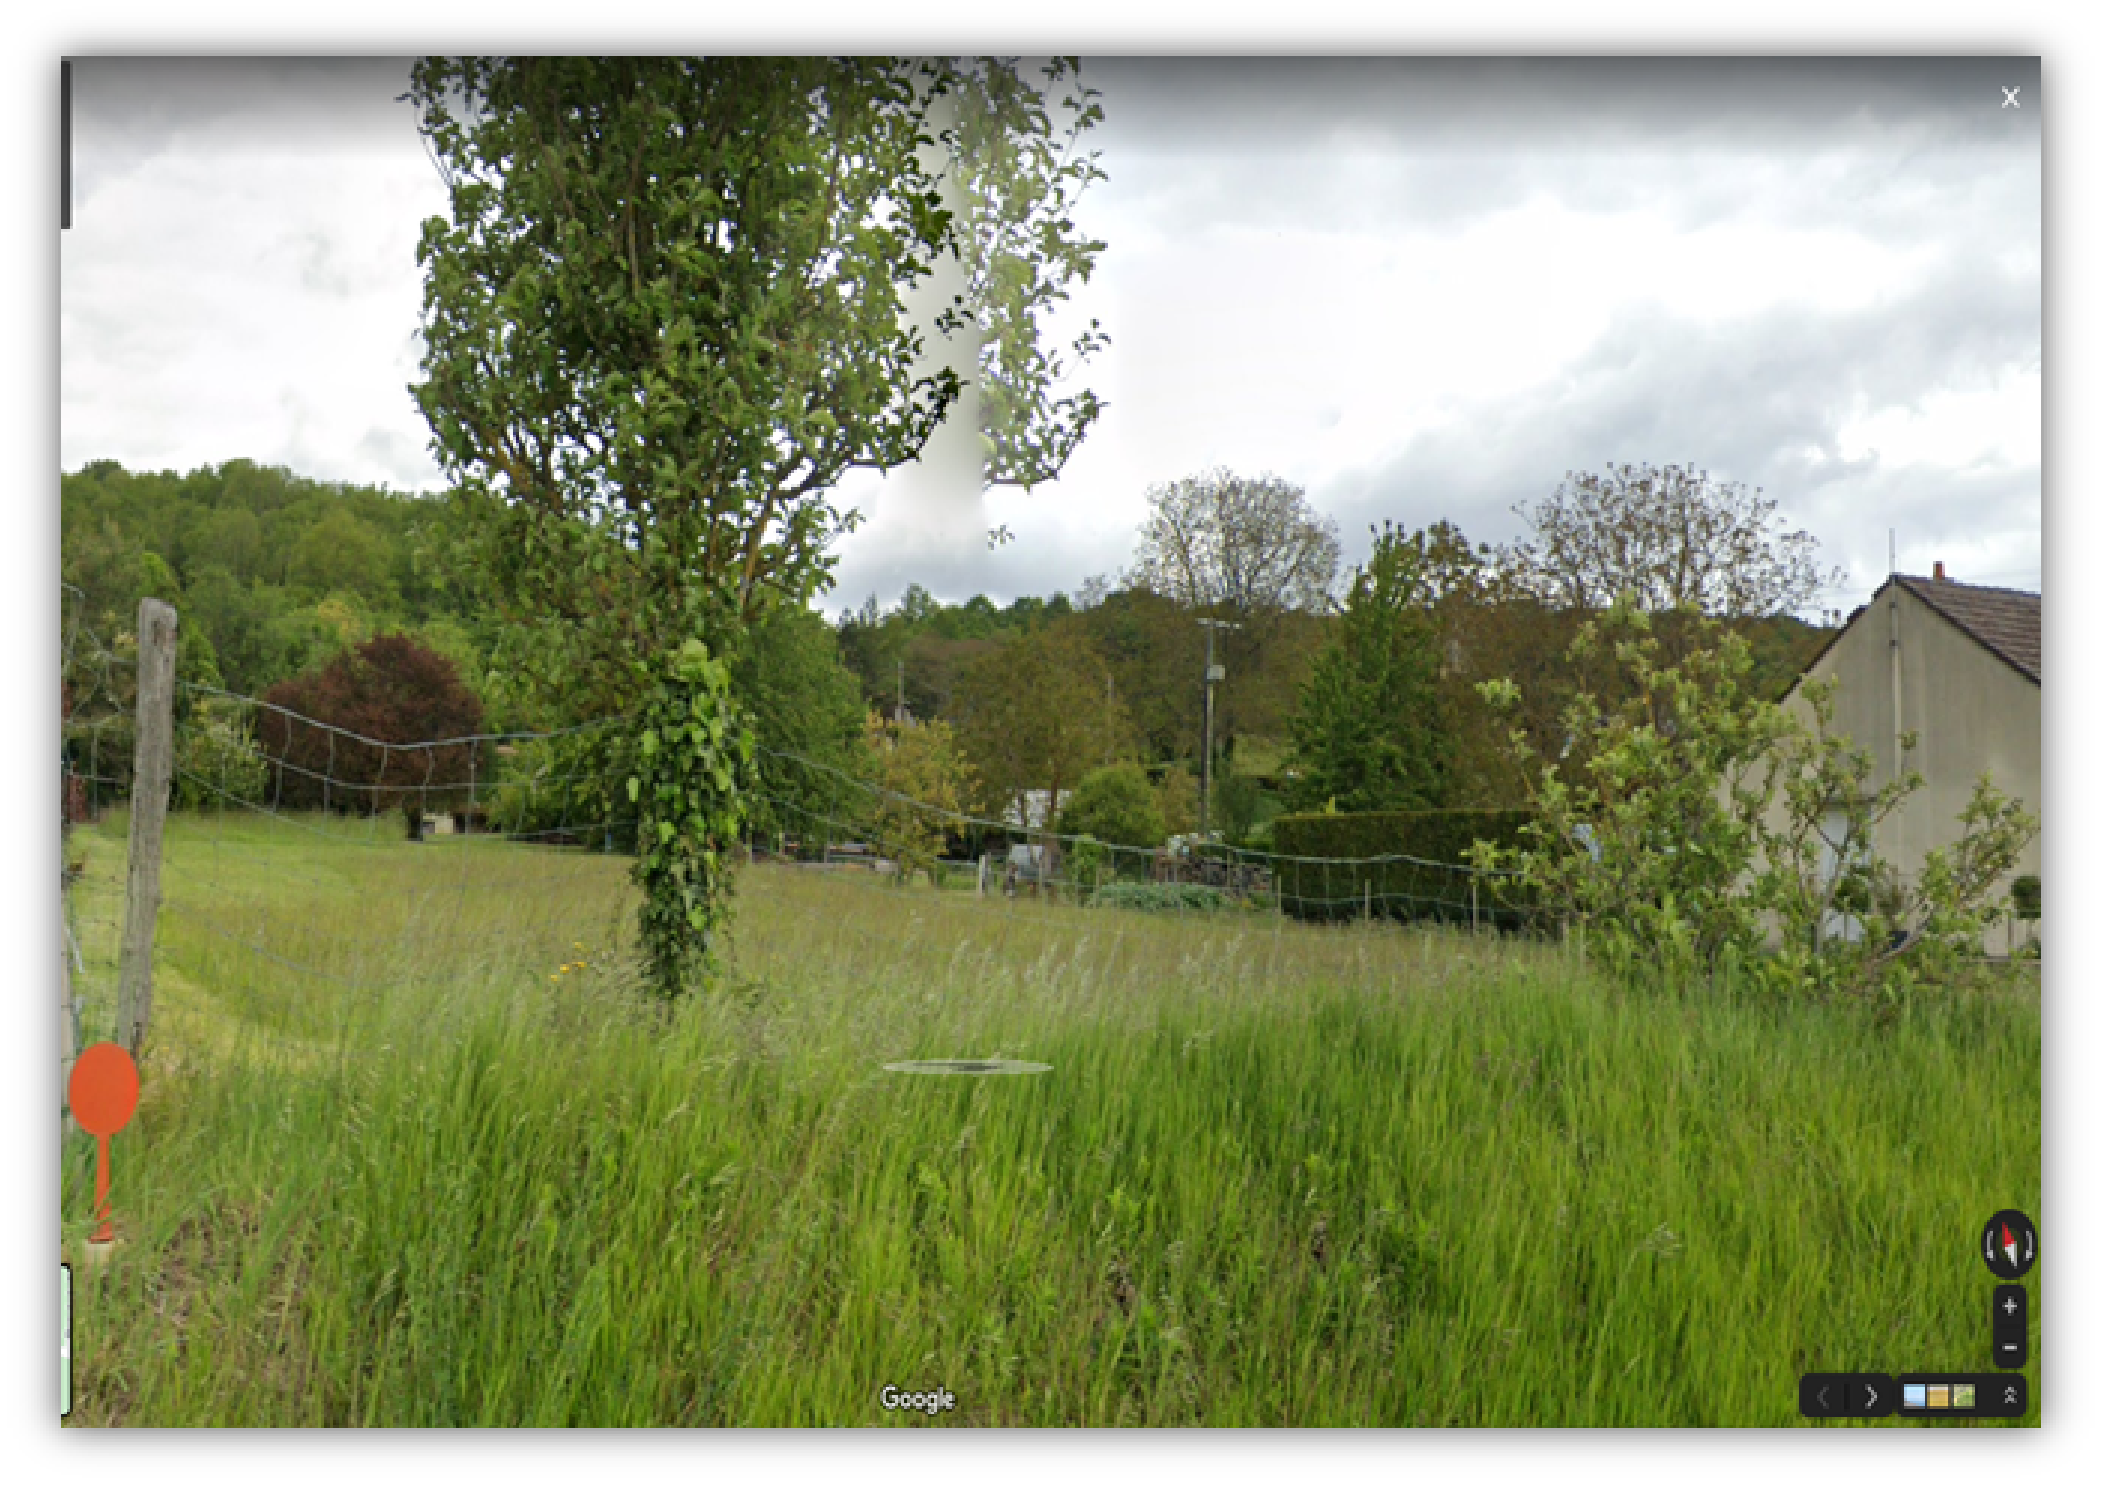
xmin=61 ymin=459 xmax=479 ymax=703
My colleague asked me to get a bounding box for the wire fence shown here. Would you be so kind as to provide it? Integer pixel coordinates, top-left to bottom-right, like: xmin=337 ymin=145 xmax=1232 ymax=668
xmin=58 ymin=644 xmax=1521 ymax=1071
xmin=59 ymin=621 xmax=646 ymax=1063
xmin=739 ymin=739 xmax=1528 ymax=930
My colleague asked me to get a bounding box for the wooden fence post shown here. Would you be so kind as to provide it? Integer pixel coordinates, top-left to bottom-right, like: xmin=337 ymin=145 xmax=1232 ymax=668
xmin=114 ymin=598 xmax=177 ymax=1055
xmin=62 ymin=908 xmax=78 ymax=1138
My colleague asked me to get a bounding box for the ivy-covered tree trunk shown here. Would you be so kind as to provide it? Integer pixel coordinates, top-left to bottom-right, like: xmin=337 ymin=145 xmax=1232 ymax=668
xmin=628 ymin=640 xmax=753 ymax=998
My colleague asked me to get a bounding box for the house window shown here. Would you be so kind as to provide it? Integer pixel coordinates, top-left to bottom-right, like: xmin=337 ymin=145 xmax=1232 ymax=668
xmin=1817 ymin=805 xmax=1862 ymax=944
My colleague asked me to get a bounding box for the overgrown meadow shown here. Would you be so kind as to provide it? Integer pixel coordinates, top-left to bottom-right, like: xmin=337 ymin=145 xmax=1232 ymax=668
xmin=62 ymin=811 xmax=2039 ymax=1427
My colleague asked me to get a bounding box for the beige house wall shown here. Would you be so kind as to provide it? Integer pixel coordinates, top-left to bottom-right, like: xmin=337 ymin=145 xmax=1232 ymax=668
xmin=1781 ymin=579 xmax=2040 ymax=951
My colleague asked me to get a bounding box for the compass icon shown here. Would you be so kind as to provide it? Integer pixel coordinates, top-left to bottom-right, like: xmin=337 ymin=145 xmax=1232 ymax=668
xmin=1981 ymin=1209 xmax=2038 ymax=1280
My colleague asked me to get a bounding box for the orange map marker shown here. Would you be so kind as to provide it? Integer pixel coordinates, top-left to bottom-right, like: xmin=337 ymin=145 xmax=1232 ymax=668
xmin=68 ymin=1043 xmax=140 ymax=1245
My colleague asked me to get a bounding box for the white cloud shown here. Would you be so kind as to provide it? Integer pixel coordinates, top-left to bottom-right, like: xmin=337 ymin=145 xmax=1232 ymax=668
xmin=1833 ymin=361 xmax=2042 ymax=471
xmin=62 ymin=62 xmax=449 ymax=488
xmin=56 ymin=58 xmax=2040 ymax=620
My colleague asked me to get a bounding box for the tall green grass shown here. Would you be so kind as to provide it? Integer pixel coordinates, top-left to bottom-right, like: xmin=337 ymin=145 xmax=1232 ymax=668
xmin=61 ymin=812 xmax=2040 ymax=1426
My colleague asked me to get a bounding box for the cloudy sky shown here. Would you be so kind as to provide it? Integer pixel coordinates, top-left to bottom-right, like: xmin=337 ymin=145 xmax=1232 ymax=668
xmin=59 ymin=56 xmax=2042 ymax=622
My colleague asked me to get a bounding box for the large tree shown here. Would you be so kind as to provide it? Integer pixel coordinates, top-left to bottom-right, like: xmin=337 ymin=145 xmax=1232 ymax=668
xmin=1502 ymin=462 xmax=1841 ymax=620
xmin=1123 ymin=467 xmax=1341 ymax=763
xmin=953 ymin=622 xmax=1127 ymax=829
xmin=730 ymin=601 xmax=870 ymax=853
xmin=407 ymin=58 xmax=1108 ymax=990
xmin=408 ymin=57 xmax=1108 ymax=713
xmin=1283 ymin=522 xmax=1453 ymax=814
xmin=1067 ymin=584 xmax=1200 ymax=763
xmin=1126 ymin=467 xmax=1340 ymax=618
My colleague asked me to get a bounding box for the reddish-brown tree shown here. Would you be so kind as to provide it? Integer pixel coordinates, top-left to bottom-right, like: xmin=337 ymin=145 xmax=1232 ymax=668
xmin=260 ymin=634 xmax=484 ymax=820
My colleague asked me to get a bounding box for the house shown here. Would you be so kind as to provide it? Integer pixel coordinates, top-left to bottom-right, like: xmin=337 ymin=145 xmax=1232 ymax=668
xmin=1780 ymin=564 xmax=2040 ymax=954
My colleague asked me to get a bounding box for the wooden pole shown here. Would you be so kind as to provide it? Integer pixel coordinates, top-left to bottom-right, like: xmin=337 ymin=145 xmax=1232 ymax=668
xmin=114 ymin=598 xmax=177 ymax=1055
xmin=62 ymin=909 xmax=78 ymax=1138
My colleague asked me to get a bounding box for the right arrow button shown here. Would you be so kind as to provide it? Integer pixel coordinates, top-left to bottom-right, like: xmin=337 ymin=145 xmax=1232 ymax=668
xmin=1850 ymin=1373 xmax=1896 ymax=1417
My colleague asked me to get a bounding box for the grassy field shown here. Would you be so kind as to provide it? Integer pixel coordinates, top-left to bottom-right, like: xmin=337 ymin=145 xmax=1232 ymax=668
xmin=61 ymin=809 xmax=2040 ymax=1427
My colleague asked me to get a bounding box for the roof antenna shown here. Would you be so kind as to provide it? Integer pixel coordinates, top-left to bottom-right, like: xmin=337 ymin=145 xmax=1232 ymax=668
xmin=1888 ymin=529 xmax=1896 ymax=578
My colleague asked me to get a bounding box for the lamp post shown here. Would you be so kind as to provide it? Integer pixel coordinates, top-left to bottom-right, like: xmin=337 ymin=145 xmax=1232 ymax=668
xmin=1197 ymin=618 xmax=1241 ymax=837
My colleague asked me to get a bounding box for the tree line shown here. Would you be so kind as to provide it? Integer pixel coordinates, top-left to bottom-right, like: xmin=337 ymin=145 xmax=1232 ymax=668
xmin=830 ymin=464 xmax=1837 ymax=842
xmin=62 ymin=455 xmax=1839 ymax=845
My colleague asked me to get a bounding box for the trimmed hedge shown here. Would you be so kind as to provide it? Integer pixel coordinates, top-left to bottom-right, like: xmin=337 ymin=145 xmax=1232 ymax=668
xmin=1269 ymin=810 xmax=1538 ymax=927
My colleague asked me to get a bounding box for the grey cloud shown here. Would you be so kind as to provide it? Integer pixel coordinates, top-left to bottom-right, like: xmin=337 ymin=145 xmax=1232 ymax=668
xmin=60 ymin=56 xmax=2038 ymax=622
xmin=70 ymin=58 xmax=423 ymax=209
xmin=1085 ymin=57 xmax=2040 ymax=159
xmin=1096 ymin=103 xmax=2038 ymax=252
xmin=824 ymin=248 xmax=2041 ymax=616
xmin=1315 ymin=249 xmax=2039 ymax=603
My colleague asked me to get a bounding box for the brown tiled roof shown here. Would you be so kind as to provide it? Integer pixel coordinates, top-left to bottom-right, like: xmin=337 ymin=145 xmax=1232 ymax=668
xmin=1898 ymin=575 xmax=2041 ymax=684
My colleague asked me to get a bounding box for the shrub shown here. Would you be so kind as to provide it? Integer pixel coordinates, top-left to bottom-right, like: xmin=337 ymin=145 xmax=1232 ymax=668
xmin=860 ymin=711 xmax=978 ymax=885
xmin=1087 ymin=881 xmax=1230 ymax=913
xmin=1156 ymin=764 xmax=1200 ymax=837
xmin=1211 ymin=772 xmax=1267 ymax=841
xmin=2010 ymin=875 xmax=2041 ymax=923
xmin=1271 ymin=809 xmax=1535 ymax=926
xmin=487 ymin=727 xmax=627 ymax=846
xmin=172 ymin=696 xmax=270 ymax=811
xmin=1475 ymin=601 xmax=1783 ymax=975
xmin=1056 ymin=763 xmax=1166 ymax=863
xmin=1476 ymin=596 xmax=2038 ymax=1000
xmin=1065 ymin=837 xmax=1112 ymax=894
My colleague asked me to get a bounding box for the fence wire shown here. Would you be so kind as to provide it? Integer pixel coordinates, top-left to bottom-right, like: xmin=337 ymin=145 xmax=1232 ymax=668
xmin=60 ymin=665 xmax=1520 ymax=1068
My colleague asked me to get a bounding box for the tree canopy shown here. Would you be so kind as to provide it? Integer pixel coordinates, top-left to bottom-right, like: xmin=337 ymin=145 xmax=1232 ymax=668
xmin=1283 ymin=522 xmax=1454 ymax=814
xmin=1503 ymin=462 xmax=1841 ymax=620
xmin=408 ymin=57 xmax=1109 ymax=720
xmin=1127 ymin=467 xmax=1341 ymax=618
xmin=259 ymin=633 xmax=485 ymax=817
xmin=61 ymin=459 xmax=467 ymax=706
xmin=953 ymin=623 xmax=1127 ymax=826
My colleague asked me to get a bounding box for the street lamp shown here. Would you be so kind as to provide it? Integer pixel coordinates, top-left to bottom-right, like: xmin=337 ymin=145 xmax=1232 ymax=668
xmin=1197 ymin=618 xmax=1241 ymax=837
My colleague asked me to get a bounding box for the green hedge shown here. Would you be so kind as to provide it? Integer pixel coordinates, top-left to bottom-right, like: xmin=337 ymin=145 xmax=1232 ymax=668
xmin=1087 ymin=881 xmax=1232 ymax=914
xmin=1268 ymin=810 xmax=1537 ymax=928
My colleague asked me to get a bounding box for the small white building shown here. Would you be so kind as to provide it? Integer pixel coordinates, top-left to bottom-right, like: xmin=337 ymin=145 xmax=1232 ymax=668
xmin=1001 ymin=788 xmax=1072 ymax=832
